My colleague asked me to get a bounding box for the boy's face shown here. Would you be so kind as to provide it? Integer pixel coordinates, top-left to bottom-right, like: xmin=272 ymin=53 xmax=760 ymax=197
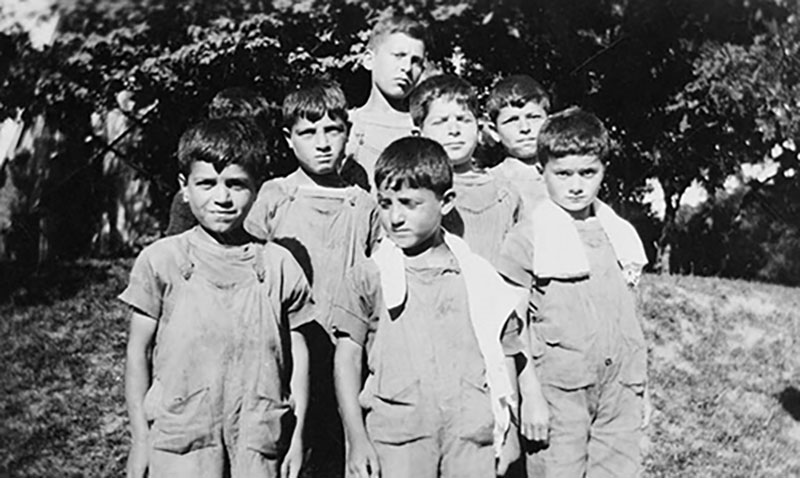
xmin=285 ymin=114 xmax=348 ymax=175
xmin=180 ymin=161 xmax=256 ymax=235
xmin=543 ymin=154 xmax=605 ymax=220
xmin=420 ymin=98 xmax=479 ymax=166
xmin=494 ymin=101 xmax=547 ymax=161
xmin=365 ymin=32 xmax=426 ymax=100
xmin=377 ymin=184 xmax=455 ymax=252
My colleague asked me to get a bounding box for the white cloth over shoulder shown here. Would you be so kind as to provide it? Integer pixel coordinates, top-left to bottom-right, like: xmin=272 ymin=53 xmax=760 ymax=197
xmin=371 ymin=232 xmax=525 ymax=456
xmin=530 ymin=199 xmax=648 ymax=285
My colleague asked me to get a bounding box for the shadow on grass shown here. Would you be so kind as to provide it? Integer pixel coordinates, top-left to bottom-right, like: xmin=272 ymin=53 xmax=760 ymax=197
xmin=777 ymin=387 xmax=800 ymax=421
xmin=0 ymin=259 xmax=130 ymax=306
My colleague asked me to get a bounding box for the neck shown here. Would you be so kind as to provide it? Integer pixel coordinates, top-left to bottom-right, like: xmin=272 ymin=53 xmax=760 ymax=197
xmin=295 ymin=167 xmax=347 ymax=188
xmin=516 ymin=155 xmax=538 ymax=167
xmin=401 ymin=228 xmax=448 ymax=262
xmin=199 ymin=225 xmax=252 ymax=246
xmin=452 ymin=159 xmax=477 ymax=175
xmin=363 ymin=84 xmax=408 ymax=114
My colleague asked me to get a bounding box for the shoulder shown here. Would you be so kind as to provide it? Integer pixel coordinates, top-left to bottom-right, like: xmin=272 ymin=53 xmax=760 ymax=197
xmin=136 ymin=233 xmax=186 ymax=265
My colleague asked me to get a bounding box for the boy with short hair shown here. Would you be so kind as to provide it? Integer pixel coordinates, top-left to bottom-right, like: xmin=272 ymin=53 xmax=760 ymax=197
xmin=333 ymin=136 xmax=526 ymax=478
xmin=343 ymin=14 xmax=428 ymax=190
xmin=244 ymin=80 xmax=381 ymax=476
xmin=165 ymin=87 xmax=273 ymax=236
xmin=122 ymin=117 xmax=312 ymax=478
xmin=410 ymin=74 xmax=523 ymax=267
xmin=486 ymin=75 xmax=550 ymax=210
xmin=496 ymin=108 xmax=649 ymax=478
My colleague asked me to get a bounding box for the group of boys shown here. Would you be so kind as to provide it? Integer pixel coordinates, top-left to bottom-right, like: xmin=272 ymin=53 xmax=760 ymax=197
xmin=122 ymin=13 xmax=649 ymax=478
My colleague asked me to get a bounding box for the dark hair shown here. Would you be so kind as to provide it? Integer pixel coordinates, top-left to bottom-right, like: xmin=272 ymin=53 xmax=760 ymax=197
xmin=375 ymin=136 xmax=452 ymax=197
xmin=408 ymin=74 xmax=479 ymax=127
xmin=368 ymin=13 xmax=429 ymax=50
xmin=178 ymin=117 xmax=268 ymax=180
xmin=208 ymin=87 xmax=272 ymax=128
xmin=486 ymin=74 xmax=550 ymax=122
xmin=537 ymin=107 xmax=610 ymax=165
xmin=282 ymin=80 xmax=348 ymax=130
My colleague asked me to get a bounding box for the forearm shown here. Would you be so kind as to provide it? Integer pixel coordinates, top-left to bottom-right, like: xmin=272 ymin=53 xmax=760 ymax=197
xmin=125 ymin=338 xmax=151 ymax=442
xmin=333 ymin=338 xmax=369 ymax=445
xmin=289 ymin=330 xmax=309 ymax=442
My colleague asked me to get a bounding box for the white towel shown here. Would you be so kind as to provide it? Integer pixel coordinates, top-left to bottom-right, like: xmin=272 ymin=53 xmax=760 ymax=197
xmin=371 ymin=232 xmax=525 ymax=456
xmin=530 ymin=199 xmax=648 ymax=286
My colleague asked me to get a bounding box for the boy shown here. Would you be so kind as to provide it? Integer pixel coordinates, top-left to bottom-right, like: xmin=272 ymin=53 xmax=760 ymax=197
xmin=343 ymin=14 xmax=428 ymax=190
xmin=496 ymin=108 xmax=649 ymax=478
xmin=333 ymin=136 xmax=525 ymax=478
xmin=243 ymin=81 xmax=381 ymax=476
xmin=486 ymin=75 xmax=550 ymax=210
xmin=122 ymin=117 xmax=313 ymax=478
xmin=166 ymin=87 xmax=273 ymax=236
xmin=410 ymin=74 xmax=523 ymax=267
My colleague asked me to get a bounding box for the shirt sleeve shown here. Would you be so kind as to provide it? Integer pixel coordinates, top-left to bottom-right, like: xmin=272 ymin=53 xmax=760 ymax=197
xmin=118 ymin=247 xmax=164 ymax=320
xmin=279 ymin=250 xmax=316 ymax=330
xmin=332 ymin=260 xmax=380 ymax=347
xmin=366 ymin=201 xmax=383 ymax=256
xmin=500 ymin=311 xmax=525 ymax=356
xmin=496 ymin=222 xmax=536 ymax=289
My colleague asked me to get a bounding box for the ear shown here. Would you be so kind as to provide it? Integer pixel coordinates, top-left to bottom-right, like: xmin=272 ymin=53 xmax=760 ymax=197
xmin=282 ymin=127 xmax=294 ymax=151
xmin=440 ymin=188 xmax=457 ymax=216
xmin=362 ymin=48 xmax=374 ymax=72
xmin=178 ymin=173 xmax=189 ymax=203
xmin=482 ymin=119 xmax=501 ymax=145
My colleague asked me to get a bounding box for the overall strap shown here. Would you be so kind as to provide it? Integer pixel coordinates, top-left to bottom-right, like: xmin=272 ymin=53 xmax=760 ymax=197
xmin=252 ymin=243 xmax=266 ymax=283
xmin=178 ymin=233 xmax=195 ymax=281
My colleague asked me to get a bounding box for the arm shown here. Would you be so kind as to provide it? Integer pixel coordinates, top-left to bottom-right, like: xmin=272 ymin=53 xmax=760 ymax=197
xmin=497 ymin=355 xmax=521 ymax=476
xmin=334 ymin=336 xmax=380 ymax=478
xmin=281 ymin=329 xmax=309 ymax=478
xmin=124 ymin=310 xmax=157 ymax=478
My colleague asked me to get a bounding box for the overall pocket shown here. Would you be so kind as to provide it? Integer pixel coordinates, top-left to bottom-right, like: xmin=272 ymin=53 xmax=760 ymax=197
xmin=365 ymin=379 xmax=430 ymax=445
xmin=457 ymin=377 xmax=495 ymax=445
xmin=150 ymin=385 xmax=217 ymax=454
xmin=242 ymin=396 xmax=295 ymax=459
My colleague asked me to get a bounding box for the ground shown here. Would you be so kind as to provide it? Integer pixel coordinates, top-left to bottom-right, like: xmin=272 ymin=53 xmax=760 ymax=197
xmin=1 ymin=259 xmax=798 ymax=477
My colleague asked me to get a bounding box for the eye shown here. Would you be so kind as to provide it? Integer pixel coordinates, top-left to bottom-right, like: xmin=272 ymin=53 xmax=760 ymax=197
xmin=580 ymin=169 xmax=598 ymax=178
xmin=555 ymin=170 xmax=571 ymax=178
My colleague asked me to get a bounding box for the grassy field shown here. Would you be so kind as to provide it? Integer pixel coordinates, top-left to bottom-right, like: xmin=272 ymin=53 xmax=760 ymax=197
xmin=1 ymin=259 xmax=799 ymax=477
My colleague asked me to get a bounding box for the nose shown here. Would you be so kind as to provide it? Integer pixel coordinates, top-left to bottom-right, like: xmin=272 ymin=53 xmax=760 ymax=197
xmin=213 ymin=184 xmax=232 ymax=204
xmin=398 ymin=55 xmax=412 ymax=73
xmin=389 ymin=204 xmax=405 ymax=227
xmin=314 ymin=130 xmax=331 ymax=150
xmin=567 ymin=175 xmax=584 ymax=195
xmin=519 ymin=117 xmax=531 ymax=133
xmin=447 ymin=117 xmax=460 ymax=136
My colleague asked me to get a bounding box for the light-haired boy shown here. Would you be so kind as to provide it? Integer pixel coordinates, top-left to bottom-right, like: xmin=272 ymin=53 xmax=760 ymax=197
xmin=122 ymin=117 xmax=312 ymax=478
xmin=496 ymin=108 xmax=649 ymax=478
xmin=244 ymin=80 xmax=381 ymax=476
xmin=334 ymin=136 xmax=526 ymax=478
xmin=486 ymin=75 xmax=550 ymax=211
xmin=409 ymin=74 xmax=523 ymax=267
xmin=343 ymin=14 xmax=428 ymax=190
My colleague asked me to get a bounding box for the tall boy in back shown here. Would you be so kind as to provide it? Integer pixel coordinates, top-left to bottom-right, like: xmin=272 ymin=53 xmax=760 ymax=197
xmin=333 ymin=136 xmax=526 ymax=478
xmin=244 ymin=80 xmax=381 ymax=476
xmin=122 ymin=117 xmax=312 ymax=478
xmin=496 ymin=108 xmax=649 ymax=478
xmin=410 ymin=74 xmax=523 ymax=267
xmin=486 ymin=74 xmax=550 ymax=210
xmin=166 ymin=87 xmax=273 ymax=236
xmin=344 ymin=14 xmax=428 ymax=190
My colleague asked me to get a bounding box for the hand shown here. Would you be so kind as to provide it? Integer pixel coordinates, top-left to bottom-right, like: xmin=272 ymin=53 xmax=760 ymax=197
xmin=280 ymin=437 xmax=304 ymax=478
xmin=496 ymin=427 xmax=520 ymax=476
xmin=126 ymin=439 xmax=148 ymax=478
xmin=520 ymin=388 xmax=549 ymax=443
xmin=347 ymin=435 xmax=381 ymax=478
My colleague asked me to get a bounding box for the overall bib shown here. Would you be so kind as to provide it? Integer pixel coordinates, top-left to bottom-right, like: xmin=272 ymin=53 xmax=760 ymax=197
xmin=144 ymin=236 xmax=294 ymax=478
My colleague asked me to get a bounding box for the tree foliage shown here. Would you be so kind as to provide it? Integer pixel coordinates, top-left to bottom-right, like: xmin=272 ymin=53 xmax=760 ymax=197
xmin=0 ymin=0 xmax=798 ymax=283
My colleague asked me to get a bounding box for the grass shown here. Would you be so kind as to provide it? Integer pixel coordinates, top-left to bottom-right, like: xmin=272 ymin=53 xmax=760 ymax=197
xmin=1 ymin=261 xmax=799 ymax=477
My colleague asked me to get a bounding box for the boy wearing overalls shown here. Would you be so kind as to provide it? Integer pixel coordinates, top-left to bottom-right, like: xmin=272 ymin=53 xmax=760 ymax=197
xmin=409 ymin=75 xmax=523 ymax=268
xmin=243 ymin=81 xmax=381 ymax=476
xmin=497 ymin=108 xmax=649 ymax=478
xmin=334 ymin=137 xmax=526 ymax=478
xmin=122 ymin=118 xmax=313 ymax=478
